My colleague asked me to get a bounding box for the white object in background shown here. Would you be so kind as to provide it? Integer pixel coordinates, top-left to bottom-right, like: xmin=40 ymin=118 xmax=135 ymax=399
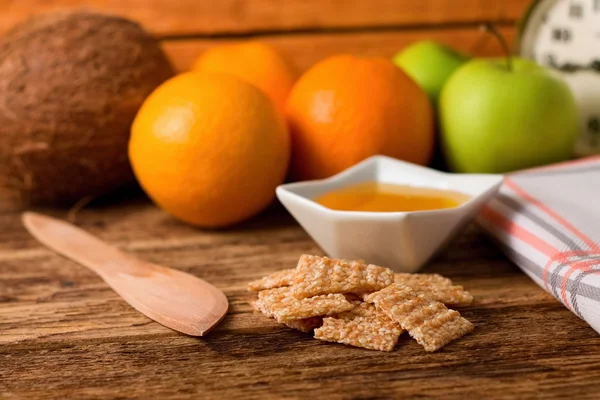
xmin=518 ymin=0 xmax=600 ymax=156
xmin=562 ymin=71 xmax=600 ymax=156
xmin=276 ymin=156 xmax=503 ymax=272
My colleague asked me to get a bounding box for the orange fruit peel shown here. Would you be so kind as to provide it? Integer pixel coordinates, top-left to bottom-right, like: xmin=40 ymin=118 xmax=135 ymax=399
xmin=129 ymin=72 xmax=290 ymax=228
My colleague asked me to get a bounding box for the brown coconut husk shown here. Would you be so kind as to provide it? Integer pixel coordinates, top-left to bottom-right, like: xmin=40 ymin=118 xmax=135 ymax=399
xmin=0 ymin=11 xmax=174 ymax=210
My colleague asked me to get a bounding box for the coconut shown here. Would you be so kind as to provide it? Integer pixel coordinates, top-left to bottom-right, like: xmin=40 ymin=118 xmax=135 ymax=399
xmin=0 ymin=11 xmax=174 ymax=210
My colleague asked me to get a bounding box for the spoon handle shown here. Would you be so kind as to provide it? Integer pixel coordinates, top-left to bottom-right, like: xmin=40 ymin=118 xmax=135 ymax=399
xmin=22 ymin=212 xmax=133 ymax=276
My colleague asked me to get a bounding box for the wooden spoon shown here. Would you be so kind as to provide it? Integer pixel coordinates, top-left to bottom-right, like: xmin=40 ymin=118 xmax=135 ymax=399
xmin=22 ymin=212 xmax=228 ymax=336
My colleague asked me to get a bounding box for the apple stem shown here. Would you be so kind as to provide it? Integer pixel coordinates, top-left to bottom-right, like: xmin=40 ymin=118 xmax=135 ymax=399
xmin=481 ymin=23 xmax=512 ymax=72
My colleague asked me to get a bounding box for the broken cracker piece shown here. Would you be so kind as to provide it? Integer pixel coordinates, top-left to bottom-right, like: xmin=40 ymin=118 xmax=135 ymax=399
xmin=257 ymin=287 xmax=354 ymax=322
xmin=314 ymin=316 xmax=400 ymax=352
xmin=292 ymin=255 xmax=393 ymax=299
xmin=285 ymin=317 xmax=323 ymax=333
xmin=394 ymin=273 xmax=473 ymax=306
xmin=248 ymin=269 xmax=295 ymax=291
xmin=366 ymin=283 xmax=473 ymax=351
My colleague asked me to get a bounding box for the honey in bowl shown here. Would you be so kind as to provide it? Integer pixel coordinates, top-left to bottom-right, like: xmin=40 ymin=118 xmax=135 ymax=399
xmin=314 ymin=182 xmax=470 ymax=212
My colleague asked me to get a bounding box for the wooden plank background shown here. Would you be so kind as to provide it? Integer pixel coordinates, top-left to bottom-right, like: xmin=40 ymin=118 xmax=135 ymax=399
xmin=0 ymin=0 xmax=532 ymax=73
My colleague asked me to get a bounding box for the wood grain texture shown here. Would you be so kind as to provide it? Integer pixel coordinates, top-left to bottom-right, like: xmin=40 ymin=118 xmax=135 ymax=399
xmin=163 ymin=26 xmax=517 ymax=73
xmin=1 ymin=197 xmax=600 ymax=399
xmin=0 ymin=0 xmax=530 ymax=37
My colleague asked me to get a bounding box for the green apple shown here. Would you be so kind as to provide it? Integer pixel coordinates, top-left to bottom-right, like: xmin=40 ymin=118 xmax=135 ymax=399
xmin=440 ymin=58 xmax=579 ymax=173
xmin=393 ymin=41 xmax=469 ymax=105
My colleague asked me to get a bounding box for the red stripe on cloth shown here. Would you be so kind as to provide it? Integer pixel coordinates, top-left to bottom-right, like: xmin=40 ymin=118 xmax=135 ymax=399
xmin=481 ymin=205 xmax=600 ymax=304
xmin=480 ymin=206 xmax=558 ymax=256
xmin=511 ymin=155 xmax=600 ymax=175
xmin=559 ymin=258 xmax=600 ymax=310
xmin=543 ymin=250 xmax=592 ymax=292
xmin=504 ymin=178 xmax=600 ymax=251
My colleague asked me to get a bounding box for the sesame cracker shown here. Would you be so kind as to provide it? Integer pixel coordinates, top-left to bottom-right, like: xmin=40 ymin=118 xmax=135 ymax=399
xmin=291 ymin=255 xmax=393 ymax=299
xmin=314 ymin=316 xmax=400 ymax=352
xmin=257 ymin=287 xmax=354 ymax=323
xmin=366 ymin=283 xmax=473 ymax=351
xmin=403 ymin=302 xmax=474 ymax=352
xmin=364 ymin=283 xmax=432 ymax=325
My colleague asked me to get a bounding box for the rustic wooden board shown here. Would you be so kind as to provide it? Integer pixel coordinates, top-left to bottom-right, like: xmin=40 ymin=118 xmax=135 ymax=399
xmin=1 ymin=196 xmax=600 ymax=399
xmin=163 ymin=26 xmax=516 ymax=72
xmin=0 ymin=0 xmax=530 ymax=37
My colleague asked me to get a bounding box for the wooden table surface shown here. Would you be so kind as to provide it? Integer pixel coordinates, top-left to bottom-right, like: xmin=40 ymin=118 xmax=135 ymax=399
xmin=2 ymin=196 xmax=600 ymax=399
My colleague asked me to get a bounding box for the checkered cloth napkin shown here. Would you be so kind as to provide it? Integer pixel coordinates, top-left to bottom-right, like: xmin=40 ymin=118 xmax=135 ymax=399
xmin=478 ymin=156 xmax=600 ymax=334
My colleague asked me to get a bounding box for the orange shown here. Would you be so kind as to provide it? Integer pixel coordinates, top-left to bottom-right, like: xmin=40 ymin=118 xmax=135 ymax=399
xmin=286 ymin=54 xmax=434 ymax=181
xmin=192 ymin=41 xmax=298 ymax=114
xmin=129 ymin=72 xmax=290 ymax=228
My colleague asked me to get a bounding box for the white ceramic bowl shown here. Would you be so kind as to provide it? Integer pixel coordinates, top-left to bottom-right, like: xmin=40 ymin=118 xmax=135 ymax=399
xmin=276 ymin=155 xmax=503 ymax=272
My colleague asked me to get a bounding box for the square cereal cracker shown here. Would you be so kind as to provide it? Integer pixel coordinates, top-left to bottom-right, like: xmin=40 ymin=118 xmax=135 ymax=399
xmin=291 ymin=255 xmax=393 ymax=299
xmin=364 ymin=283 xmax=431 ymax=325
xmin=366 ymin=283 xmax=473 ymax=351
xmin=314 ymin=316 xmax=400 ymax=352
xmin=257 ymin=287 xmax=354 ymax=323
xmin=403 ymin=302 xmax=474 ymax=352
